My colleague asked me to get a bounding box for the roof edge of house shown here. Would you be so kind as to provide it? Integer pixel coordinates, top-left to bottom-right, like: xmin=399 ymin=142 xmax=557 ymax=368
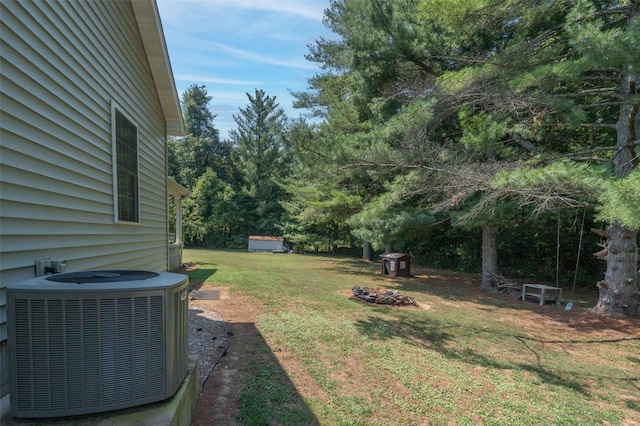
xmin=130 ymin=0 xmax=185 ymax=136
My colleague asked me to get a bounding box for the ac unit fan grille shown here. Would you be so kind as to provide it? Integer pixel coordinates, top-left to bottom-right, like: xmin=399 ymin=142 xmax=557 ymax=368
xmin=45 ymin=270 xmax=159 ymax=283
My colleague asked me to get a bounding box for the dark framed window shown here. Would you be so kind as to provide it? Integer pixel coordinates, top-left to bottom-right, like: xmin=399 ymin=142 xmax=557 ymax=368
xmin=113 ymin=108 xmax=139 ymax=223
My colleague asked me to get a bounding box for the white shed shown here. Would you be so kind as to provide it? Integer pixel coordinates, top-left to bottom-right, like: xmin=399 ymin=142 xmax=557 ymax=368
xmin=248 ymin=236 xmax=286 ymax=252
xmin=0 ymin=0 xmax=183 ymax=401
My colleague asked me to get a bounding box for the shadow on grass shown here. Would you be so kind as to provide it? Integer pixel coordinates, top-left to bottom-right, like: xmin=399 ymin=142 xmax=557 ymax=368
xmin=353 ymin=315 xmax=453 ymax=347
xmin=194 ymin=320 xmax=320 ymax=426
xmin=353 ymin=314 xmax=588 ymax=395
xmin=325 ymin=258 xmax=385 ymax=277
xmin=187 ymin=268 xmax=217 ymax=291
xmin=548 ymin=312 xmax=640 ymax=336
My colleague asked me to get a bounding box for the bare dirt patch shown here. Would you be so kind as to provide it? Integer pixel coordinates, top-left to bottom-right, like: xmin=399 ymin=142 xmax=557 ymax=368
xmin=175 ymin=263 xmax=264 ymax=425
xmin=189 ymin=288 xmax=263 ymax=426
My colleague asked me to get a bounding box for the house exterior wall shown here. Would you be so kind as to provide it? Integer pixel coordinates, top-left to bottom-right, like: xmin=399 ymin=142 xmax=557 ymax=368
xmin=0 ymin=0 xmax=170 ymax=397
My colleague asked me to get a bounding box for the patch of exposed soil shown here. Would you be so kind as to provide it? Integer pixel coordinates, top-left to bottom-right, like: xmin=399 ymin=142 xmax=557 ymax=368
xmin=191 ymin=294 xmax=263 ymax=425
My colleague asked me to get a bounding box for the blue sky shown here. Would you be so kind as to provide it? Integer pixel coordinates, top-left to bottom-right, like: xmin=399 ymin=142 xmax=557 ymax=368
xmin=156 ymin=0 xmax=334 ymax=139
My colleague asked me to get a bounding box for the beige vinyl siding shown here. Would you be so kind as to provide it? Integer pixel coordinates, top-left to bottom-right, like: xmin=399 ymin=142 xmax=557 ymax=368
xmin=0 ymin=0 xmax=170 ymax=351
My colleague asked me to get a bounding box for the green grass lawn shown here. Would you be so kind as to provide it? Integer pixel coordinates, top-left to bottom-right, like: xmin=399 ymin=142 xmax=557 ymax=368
xmin=184 ymin=248 xmax=640 ymax=426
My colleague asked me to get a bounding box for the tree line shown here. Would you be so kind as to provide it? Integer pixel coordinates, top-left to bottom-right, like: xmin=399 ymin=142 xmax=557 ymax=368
xmin=169 ymin=0 xmax=639 ymax=317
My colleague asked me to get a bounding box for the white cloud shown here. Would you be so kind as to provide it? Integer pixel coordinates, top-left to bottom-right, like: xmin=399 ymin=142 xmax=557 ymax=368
xmin=194 ymin=0 xmax=326 ymax=21
xmin=209 ymin=91 xmax=257 ymax=103
xmin=174 ymin=74 xmax=263 ymax=86
xmin=204 ymin=41 xmax=319 ymax=71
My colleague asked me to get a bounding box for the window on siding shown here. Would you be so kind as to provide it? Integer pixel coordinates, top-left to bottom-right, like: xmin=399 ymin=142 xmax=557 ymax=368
xmin=114 ymin=109 xmax=139 ymax=223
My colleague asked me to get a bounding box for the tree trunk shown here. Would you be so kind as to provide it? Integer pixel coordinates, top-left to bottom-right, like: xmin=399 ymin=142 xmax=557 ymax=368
xmin=384 ymin=243 xmax=393 ymax=254
xmin=594 ymin=66 xmax=639 ymax=316
xmin=362 ymin=241 xmax=373 ymax=261
xmin=481 ymin=225 xmax=499 ymax=291
xmin=592 ymin=223 xmax=639 ymax=316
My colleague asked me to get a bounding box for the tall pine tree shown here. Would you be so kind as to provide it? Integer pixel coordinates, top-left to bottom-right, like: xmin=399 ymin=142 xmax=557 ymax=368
xmin=230 ymin=89 xmax=290 ymax=235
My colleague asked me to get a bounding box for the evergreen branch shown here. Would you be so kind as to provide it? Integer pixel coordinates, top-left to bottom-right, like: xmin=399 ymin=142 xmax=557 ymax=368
xmin=512 ymin=133 xmax=542 ymax=154
xmin=581 ymin=101 xmax=625 ymax=108
xmin=338 ymin=161 xmax=441 ymax=172
xmin=532 ymin=144 xmax=640 ymax=166
xmin=602 ymin=17 xmax=630 ymax=31
xmin=591 ymin=6 xmax=635 ymax=18
xmin=554 ymin=87 xmax=620 ymax=98
xmin=589 ymin=67 xmax=621 ymax=74
xmin=584 ymin=75 xmax=620 ymax=82
xmin=579 ymin=123 xmax=617 ymax=129
xmin=428 ymin=54 xmax=501 ymax=66
xmin=294 ymin=142 xmax=331 ymax=160
xmin=521 ymin=25 xmax=564 ymax=51
xmin=565 ymin=145 xmax=624 ymax=155
xmin=338 ymin=162 xmax=498 ymax=185
xmin=501 ymin=190 xmax=597 ymax=210
xmin=565 ymin=156 xmax=610 ymax=162
xmin=579 ymin=87 xmax=620 ymax=95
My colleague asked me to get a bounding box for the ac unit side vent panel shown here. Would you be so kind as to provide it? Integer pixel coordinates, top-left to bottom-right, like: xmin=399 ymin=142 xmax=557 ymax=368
xmin=169 ymin=286 xmax=189 ymax=393
xmin=8 ymin=273 xmax=188 ymax=418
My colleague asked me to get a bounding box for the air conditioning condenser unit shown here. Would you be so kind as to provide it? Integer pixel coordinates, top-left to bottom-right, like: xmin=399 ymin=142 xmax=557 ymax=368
xmin=7 ymin=270 xmax=189 ymax=418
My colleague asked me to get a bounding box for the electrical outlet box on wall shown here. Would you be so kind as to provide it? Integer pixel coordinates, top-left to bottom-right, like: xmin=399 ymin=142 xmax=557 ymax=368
xmin=35 ymin=256 xmax=51 ymax=277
